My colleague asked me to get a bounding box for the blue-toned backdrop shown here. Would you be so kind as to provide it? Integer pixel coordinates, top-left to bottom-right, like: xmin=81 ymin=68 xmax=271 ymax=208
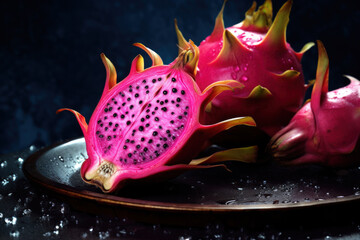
xmin=1 ymin=0 xmax=359 ymax=154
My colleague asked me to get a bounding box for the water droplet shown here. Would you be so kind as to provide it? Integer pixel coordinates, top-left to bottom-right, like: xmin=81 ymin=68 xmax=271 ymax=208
xmin=29 ymin=145 xmax=36 ymax=151
xmin=17 ymin=157 xmax=24 ymax=164
xmin=0 ymin=212 xmax=3 ymax=218
xmin=9 ymin=230 xmax=20 ymax=238
xmin=1 ymin=161 xmax=7 ymax=168
xmin=237 ymin=187 xmax=243 ymax=191
xmin=43 ymin=232 xmax=51 ymax=237
xmin=225 ymin=199 xmax=237 ymax=205
xmin=233 ymin=65 xmax=240 ymax=72
xmin=2 ymin=179 xmax=9 ymax=186
xmin=241 ymin=75 xmax=248 ymax=81
xmin=58 ymin=156 xmax=64 ymax=162
xmin=22 ymin=208 xmax=32 ymax=216
xmin=82 ymin=233 xmax=88 ymax=238
xmin=4 ymin=216 xmax=17 ymax=225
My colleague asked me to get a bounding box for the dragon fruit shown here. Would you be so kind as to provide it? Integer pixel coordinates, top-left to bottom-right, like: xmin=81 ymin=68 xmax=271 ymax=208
xmin=269 ymin=41 xmax=360 ymax=166
xmin=57 ymin=41 xmax=256 ymax=193
xmin=176 ymin=0 xmax=313 ymax=136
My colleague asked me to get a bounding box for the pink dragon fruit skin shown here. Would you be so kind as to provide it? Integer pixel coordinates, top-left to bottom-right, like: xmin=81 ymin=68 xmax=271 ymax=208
xmin=57 ymin=41 xmax=256 ymax=193
xmin=177 ymin=0 xmax=313 ymax=136
xmin=269 ymin=41 xmax=360 ymax=166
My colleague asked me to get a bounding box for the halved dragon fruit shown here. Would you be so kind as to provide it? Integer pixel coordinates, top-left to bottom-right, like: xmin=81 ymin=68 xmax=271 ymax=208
xmin=176 ymin=0 xmax=313 ymax=136
xmin=57 ymin=41 xmax=256 ymax=192
xmin=269 ymin=41 xmax=360 ymax=166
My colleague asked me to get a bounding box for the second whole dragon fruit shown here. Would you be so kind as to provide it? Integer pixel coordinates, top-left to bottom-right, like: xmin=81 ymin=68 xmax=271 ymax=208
xmin=269 ymin=41 xmax=360 ymax=166
xmin=57 ymin=41 xmax=256 ymax=193
xmin=177 ymin=0 xmax=314 ymax=136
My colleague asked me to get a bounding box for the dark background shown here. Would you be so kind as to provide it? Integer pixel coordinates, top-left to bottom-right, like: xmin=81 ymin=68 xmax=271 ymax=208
xmin=1 ymin=0 xmax=359 ymax=154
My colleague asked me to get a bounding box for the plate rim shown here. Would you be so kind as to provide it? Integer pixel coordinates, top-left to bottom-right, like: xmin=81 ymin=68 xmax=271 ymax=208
xmin=22 ymin=138 xmax=360 ymax=213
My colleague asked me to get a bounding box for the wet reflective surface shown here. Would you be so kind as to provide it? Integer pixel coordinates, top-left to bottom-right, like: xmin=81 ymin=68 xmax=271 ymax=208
xmin=2 ymin=140 xmax=360 ymax=239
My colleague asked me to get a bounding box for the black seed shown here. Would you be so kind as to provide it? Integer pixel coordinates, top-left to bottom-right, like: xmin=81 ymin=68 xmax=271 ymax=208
xmin=128 ymin=153 xmax=132 ymax=157
xmin=113 ymin=128 xmax=116 ymax=132
xmin=152 ymin=79 xmax=156 ymax=83
xmin=123 ymin=159 xmax=127 ymax=163
xmin=125 ymin=111 xmax=129 ymax=114
xmin=145 ymin=85 xmax=149 ymax=89
xmin=185 ymin=106 xmax=189 ymax=109
xmin=172 ymin=88 xmax=177 ymax=93
xmin=127 ymin=97 xmax=131 ymax=101
xmin=104 ymin=108 xmax=108 ymax=112
xmin=136 ymin=86 xmax=139 ymax=90
xmin=148 ymin=139 xmax=153 ymax=144
xmin=159 ymin=126 xmax=163 ymax=130
xmin=171 ymin=78 xmax=176 ymax=82
xmin=158 ymin=78 xmax=162 ymax=81
xmin=131 ymin=140 xmax=135 ymax=144
xmin=171 ymin=100 xmax=175 ymax=104
xmin=141 ymin=118 xmax=145 ymax=122
xmin=163 ymin=90 xmax=168 ymax=95
xmin=107 ymin=136 xmax=112 ymax=141
xmin=126 ymin=121 xmax=131 ymax=125
xmin=135 ymin=93 xmax=139 ymax=98
xmin=113 ymin=113 xmax=118 ymax=117
xmin=156 ymin=100 xmax=160 ymax=103
xmin=108 ymin=145 xmax=112 ymax=150
xmin=139 ymin=100 xmax=143 ymax=104
xmin=109 ymin=107 xmax=113 ymax=111
xmin=142 ymin=79 xmax=146 ymax=83
xmin=160 ymin=101 xmax=164 ymax=105
xmin=155 ymin=107 xmax=159 ymax=110
xmin=168 ymin=134 xmax=172 ymax=138
xmin=155 ymin=152 xmax=160 ymax=157
xmin=166 ymin=130 xmax=170 ymax=134
xmin=122 ymin=102 xmax=126 ymax=106
xmin=129 ymin=89 xmax=133 ymax=93
xmin=171 ymin=112 xmax=174 ymax=115
xmin=172 ymin=136 xmax=176 ymax=140
xmin=181 ymin=90 xmax=185 ymax=95
xmin=184 ymin=112 xmax=188 ymax=115
xmin=147 ymin=103 xmax=152 ymax=107
xmin=117 ymin=107 xmax=121 ymax=110
xmin=113 ymin=135 xmax=117 ymax=138
xmin=176 ymin=104 xmax=180 ymax=107
xmin=109 ymin=122 xmax=113 ymax=126
xmin=146 ymin=90 xmax=149 ymax=94
xmin=165 ymin=99 xmax=168 ymax=103
xmin=146 ymin=115 xmax=150 ymax=119
xmin=155 ymin=117 xmax=159 ymax=121
xmin=121 ymin=114 xmax=125 ymax=119
xmin=133 ymin=159 xmax=138 ymax=164
xmin=100 ymin=123 xmax=103 ymax=127
xmin=153 ymin=131 xmax=158 ymax=136
xmin=145 ymin=123 xmax=150 ymax=127
xmin=163 ymin=137 xmax=167 ymax=141
xmin=146 ymin=109 xmax=150 ymax=113
xmin=105 ymin=127 xmax=108 ymax=131
xmin=178 ymin=115 xmax=183 ymax=120
xmin=96 ymin=131 xmax=100 ymax=135
xmin=163 ymin=144 xmax=169 ymax=149
xmin=136 ymin=145 xmax=141 ymax=149
xmin=123 ymin=145 xmax=127 ymax=149
xmin=152 ymin=111 xmax=155 ymax=115
xmin=104 ymin=116 xmax=108 ymax=120
xmin=115 ymin=123 xmax=119 ymax=127
xmin=176 ymin=97 xmax=181 ymax=102
xmin=129 ymin=105 xmax=134 ymax=109
xmin=129 ymin=85 xmax=133 ymax=88
xmin=170 ymin=120 xmax=174 ymax=124
xmin=156 ymin=144 xmax=160 ymax=147
xmin=141 ymin=137 xmax=145 ymax=142
xmin=99 ymin=134 xmax=104 ymax=138
xmin=139 ymin=126 xmax=144 ymax=131
xmin=161 ymin=107 xmax=167 ymax=112
xmin=125 ymin=139 xmax=130 ymax=143
xmin=97 ymin=120 xmax=101 ymax=124
xmin=144 ymin=147 xmax=148 ymax=152
xmin=114 ymin=101 xmax=118 ymax=104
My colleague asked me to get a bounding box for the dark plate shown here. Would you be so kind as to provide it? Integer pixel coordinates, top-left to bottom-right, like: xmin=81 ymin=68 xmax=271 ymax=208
xmin=23 ymin=138 xmax=360 ymax=224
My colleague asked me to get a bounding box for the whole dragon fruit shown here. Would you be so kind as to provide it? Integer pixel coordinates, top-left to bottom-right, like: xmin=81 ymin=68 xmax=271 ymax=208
xmin=176 ymin=0 xmax=313 ymax=136
xmin=269 ymin=41 xmax=360 ymax=166
xmin=57 ymin=41 xmax=256 ymax=193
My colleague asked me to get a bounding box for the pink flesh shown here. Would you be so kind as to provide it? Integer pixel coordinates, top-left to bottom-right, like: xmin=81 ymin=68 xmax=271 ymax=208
xmin=91 ymin=71 xmax=191 ymax=167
